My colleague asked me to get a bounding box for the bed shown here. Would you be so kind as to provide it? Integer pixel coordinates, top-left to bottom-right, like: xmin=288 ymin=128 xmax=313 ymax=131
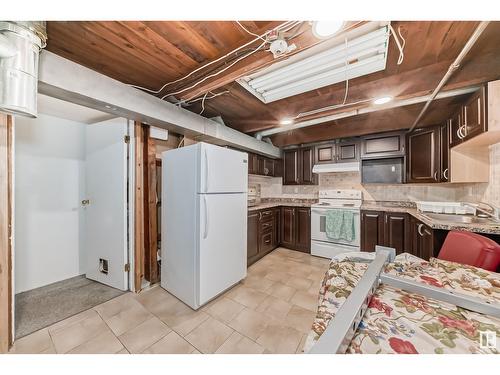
xmin=303 ymin=252 xmax=500 ymax=354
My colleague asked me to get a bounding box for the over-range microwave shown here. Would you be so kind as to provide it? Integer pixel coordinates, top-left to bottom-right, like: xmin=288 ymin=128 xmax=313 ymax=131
xmin=361 ymin=157 xmax=405 ymax=184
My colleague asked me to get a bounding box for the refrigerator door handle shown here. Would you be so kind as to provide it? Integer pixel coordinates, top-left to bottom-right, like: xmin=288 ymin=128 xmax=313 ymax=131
xmin=203 ymin=195 xmax=209 ymax=239
xmin=204 ymin=148 xmax=209 ymax=193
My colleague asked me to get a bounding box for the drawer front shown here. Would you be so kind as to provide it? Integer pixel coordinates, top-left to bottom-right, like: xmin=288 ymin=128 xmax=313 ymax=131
xmin=259 ymin=220 xmax=274 ymax=232
xmin=260 ymin=209 xmax=274 ymax=222
xmin=260 ymin=231 xmax=274 ymax=254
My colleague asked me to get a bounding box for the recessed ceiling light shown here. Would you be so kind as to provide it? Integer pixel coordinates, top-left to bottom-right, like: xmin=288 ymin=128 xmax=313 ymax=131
xmin=280 ymin=118 xmax=294 ymax=125
xmin=373 ymin=96 xmax=393 ymax=105
xmin=312 ymin=21 xmax=345 ymax=39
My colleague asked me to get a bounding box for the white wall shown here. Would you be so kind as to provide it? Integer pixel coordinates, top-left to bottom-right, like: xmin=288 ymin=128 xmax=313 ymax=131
xmin=15 ymin=113 xmax=86 ymax=293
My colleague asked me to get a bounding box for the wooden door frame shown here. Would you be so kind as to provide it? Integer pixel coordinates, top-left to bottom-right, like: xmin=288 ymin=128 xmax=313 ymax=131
xmin=133 ymin=123 xmax=159 ymax=292
xmin=0 ymin=114 xmax=13 ymax=353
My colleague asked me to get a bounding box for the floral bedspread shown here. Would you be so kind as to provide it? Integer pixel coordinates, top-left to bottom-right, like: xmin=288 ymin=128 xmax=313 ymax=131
xmin=303 ymin=253 xmax=500 ymax=354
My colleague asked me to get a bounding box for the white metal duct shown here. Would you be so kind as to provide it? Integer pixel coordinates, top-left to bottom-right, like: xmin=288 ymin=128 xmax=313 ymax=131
xmin=237 ymin=22 xmax=389 ymax=103
xmin=0 ymin=21 xmax=47 ymax=117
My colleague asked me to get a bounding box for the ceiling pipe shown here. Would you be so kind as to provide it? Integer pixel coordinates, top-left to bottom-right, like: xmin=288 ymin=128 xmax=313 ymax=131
xmin=408 ymin=21 xmax=490 ymax=133
xmin=254 ymin=86 xmax=480 ymax=140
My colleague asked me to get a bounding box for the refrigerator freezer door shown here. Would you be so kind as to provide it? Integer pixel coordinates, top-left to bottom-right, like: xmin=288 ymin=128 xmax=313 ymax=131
xmin=199 ymin=143 xmax=248 ymax=194
xmin=198 ymin=193 xmax=247 ymax=307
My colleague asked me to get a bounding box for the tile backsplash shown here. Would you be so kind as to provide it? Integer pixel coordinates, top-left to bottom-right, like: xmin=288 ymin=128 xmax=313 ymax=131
xmin=249 ymin=142 xmax=500 ymax=206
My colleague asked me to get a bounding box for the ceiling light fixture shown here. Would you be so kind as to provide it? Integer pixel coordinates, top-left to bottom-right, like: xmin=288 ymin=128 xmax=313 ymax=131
xmin=237 ymin=22 xmax=390 ymax=104
xmin=312 ymin=21 xmax=345 ymax=39
xmin=373 ymin=96 xmax=393 ymax=105
xmin=280 ymin=118 xmax=294 ymax=125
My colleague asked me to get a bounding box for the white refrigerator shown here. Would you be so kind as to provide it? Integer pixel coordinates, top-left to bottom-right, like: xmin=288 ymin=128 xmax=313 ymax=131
xmin=161 ymin=142 xmax=248 ymax=309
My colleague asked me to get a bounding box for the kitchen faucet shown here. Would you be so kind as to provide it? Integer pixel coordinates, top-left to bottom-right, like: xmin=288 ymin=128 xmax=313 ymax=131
xmin=461 ymin=201 xmax=500 ymax=222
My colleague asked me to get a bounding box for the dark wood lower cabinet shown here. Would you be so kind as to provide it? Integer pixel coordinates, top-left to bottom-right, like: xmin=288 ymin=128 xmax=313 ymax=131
xmin=280 ymin=206 xmax=311 ymax=253
xmin=361 ymin=209 xmax=447 ymax=260
xmin=247 ymin=211 xmax=259 ymax=265
xmin=247 ymin=208 xmax=280 ymax=266
xmin=384 ymin=212 xmax=411 ymax=255
xmin=360 ymin=210 xmax=384 ymax=252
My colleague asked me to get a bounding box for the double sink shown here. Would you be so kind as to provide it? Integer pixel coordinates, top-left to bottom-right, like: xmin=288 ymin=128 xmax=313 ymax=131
xmin=421 ymin=212 xmax=499 ymax=225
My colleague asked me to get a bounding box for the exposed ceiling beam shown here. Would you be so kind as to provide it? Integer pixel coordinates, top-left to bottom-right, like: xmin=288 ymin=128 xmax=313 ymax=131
xmin=178 ymin=22 xmax=368 ymax=101
xmin=37 ymin=51 xmax=281 ymax=158
xmin=255 ymin=86 xmax=480 ymax=139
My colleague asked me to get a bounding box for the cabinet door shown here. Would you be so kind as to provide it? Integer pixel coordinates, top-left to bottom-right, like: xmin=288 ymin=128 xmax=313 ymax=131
xmin=274 ymin=158 xmax=283 ymax=178
xmin=273 ymin=208 xmax=281 ymax=247
xmin=407 ymin=126 xmax=440 ymax=183
xmin=257 ymin=156 xmax=265 ymax=175
xmin=247 ymin=211 xmax=259 ymax=266
xmin=300 ymin=147 xmax=316 ymax=184
xmin=248 ymin=152 xmax=259 ymax=174
xmin=337 ymin=141 xmax=359 ymax=162
xmin=283 ymin=150 xmax=299 ymax=185
xmin=412 ymin=220 xmax=434 ymax=261
xmin=280 ymin=207 xmax=296 ymax=248
xmin=315 ymin=143 xmax=336 ymax=164
xmin=449 ymin=111 xmax=464 ymax=148
xmin=440 ymin=123 xmax=450 ymax=182
xmin=383 ymin=212 xmax=410 ymax=255
xmin=295 ymin=207 xmax=311 ymax=253
xmin=360 ymin=210 xmax=384 ymax=252
xmin=361 ymin=132 xmax=405 ymax=159
xmin=263 ymin=158 xmax=275 ymax=176
xmin=463 ymin=86 xmax=487 ymax=141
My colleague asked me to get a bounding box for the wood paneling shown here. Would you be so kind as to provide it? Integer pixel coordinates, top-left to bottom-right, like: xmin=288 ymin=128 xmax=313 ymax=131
xmin=134 ymin=122 xmax=145 ymax=292
xmin=144 ymin=127 xmax=159 ymax=284
xmin=45 ymin=21 xmax=500 ymax=145
xmin=0 ymin=114 xmax=12 ymax=352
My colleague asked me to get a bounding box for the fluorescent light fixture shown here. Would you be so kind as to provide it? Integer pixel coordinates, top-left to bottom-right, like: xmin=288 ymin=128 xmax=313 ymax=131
xmin=237 ymin=22 xmax=390 ymax=104
xmin=373 ymin=96 xmax=392 ymax=105
xmin=312 ymin=21 xmax=345 ymax=39
xmin=280 ymin=118 xmax=294 ymax=125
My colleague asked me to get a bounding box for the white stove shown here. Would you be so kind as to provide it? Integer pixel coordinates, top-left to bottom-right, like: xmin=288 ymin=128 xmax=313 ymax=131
xmin=311 ymin=189 xmax=362 ymax=259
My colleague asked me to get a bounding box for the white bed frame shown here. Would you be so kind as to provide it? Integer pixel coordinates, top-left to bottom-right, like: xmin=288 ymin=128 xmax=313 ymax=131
xmin=308 ymin=246 xmax=500 ymax=354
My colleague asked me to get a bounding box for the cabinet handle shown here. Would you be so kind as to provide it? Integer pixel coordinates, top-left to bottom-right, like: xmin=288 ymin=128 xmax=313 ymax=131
xmin=417 ymin=223 xmax=424 ymax=236
xmin=433 ymin=171 xmax=438 ymax=181
xmin=443 ymin=168 xmax=448 ymax=180
xmin=259 ymin=212 xmax=262 ymax=220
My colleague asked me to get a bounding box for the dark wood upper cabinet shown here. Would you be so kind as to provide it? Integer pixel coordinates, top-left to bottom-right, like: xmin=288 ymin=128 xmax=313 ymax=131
xmin=440 ymin=123 xmax=450 ymax=182
xmin=337 ymin=140 xmax=359 ymax=162
xmin=360 ymin=210 xmax=384 ymax=252
xmin=283 ymin=147 xmax=317 ymax=185
xmin=315 ymin=142 xmax=335 ymax=164
xmin=263 ymin=158 xmax=275 ymax=177
xmin=463 ymin=86 xmax=487 ymax=141
xmin=283 ymin=149 xmax=299 ymax=184
xmin=248 ymin=153 xmax=259 ymax=175
xmin=295 ymin=207 xmax=311 ymax=253
xmin=384 ymin=212 xmax=410 ymax=255
xmin=300 ymin=147 xmax=316 ymax=185
xmin=449 ymin=86 xmax=487 ymax=148
xmin=449 ymin=112 xmax=463 ymax=148
xmin=361 ymin=132 xmax=405 ymax=159
xmin=407 ymin=126 xmax=440 ymax=183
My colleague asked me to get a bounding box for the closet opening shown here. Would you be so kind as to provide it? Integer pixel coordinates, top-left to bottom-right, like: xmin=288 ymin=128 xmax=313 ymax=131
xmin=13 ymin=95 xmax=133 ymax=339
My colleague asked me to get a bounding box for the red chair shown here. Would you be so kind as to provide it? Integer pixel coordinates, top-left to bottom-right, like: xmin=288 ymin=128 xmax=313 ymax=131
xmin=437 ymin=231 xmax=500 ymax=272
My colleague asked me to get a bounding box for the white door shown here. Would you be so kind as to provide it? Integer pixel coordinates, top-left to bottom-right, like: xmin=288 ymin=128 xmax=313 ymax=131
xmin=85 ymin=118 xmax=129 ymax=291
xmin=198 ymin=143 xmax=248 ymax=194
xmin=198 ymin=193 xmax=247 ymax=306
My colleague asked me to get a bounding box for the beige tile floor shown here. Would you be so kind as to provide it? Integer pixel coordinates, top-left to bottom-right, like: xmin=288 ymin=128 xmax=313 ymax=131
xmin=9 ymin=248 xmax=330 ymax=354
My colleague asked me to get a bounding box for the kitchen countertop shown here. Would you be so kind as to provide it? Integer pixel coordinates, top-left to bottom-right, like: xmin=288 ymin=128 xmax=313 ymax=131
xmin=361 ymin=201 xmax=500 ymax=235
xmin=248 ymin=200 xmax=315 ymax=212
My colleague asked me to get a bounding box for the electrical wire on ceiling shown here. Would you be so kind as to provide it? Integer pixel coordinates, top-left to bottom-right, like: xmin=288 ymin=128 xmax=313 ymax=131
xmin=161 ymin=40 xmax=268 ymax=99
xmin=235 ymin=21 xmax=268 ymax=42
xmin=128 ymin=21 xmax=298 ymax=95
xmin=198 ymin=91 xmax=209 ymax=115
xmin=389 ymin=24 xmax=406 ymax=65
xmin=184 ymin=90 xmax=230 ymax=105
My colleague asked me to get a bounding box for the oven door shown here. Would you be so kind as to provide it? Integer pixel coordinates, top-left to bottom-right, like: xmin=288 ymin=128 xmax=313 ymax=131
xmin=311 ymin=207 xmax=360 ymax=246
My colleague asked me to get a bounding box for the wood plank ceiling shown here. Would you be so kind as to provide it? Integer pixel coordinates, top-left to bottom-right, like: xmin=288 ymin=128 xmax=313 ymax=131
xmin=46 ymin=21 xmax=500 ymax=146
